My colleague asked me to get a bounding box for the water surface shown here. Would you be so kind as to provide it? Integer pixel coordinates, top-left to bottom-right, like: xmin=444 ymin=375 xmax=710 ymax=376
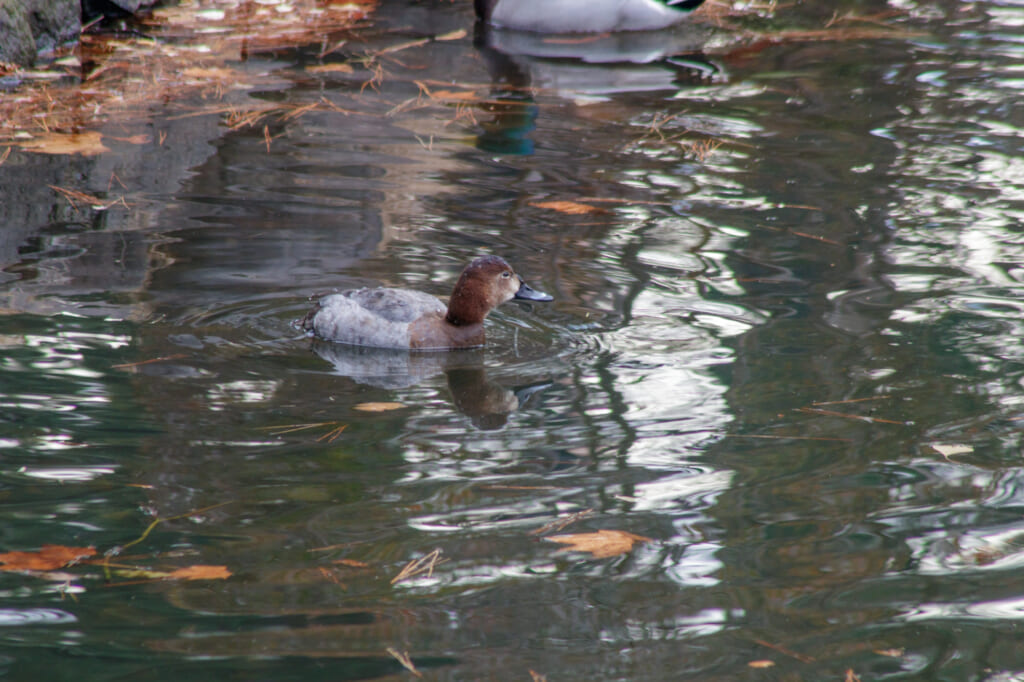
xmin=2 ymin=0 xmax=1024 ymax=679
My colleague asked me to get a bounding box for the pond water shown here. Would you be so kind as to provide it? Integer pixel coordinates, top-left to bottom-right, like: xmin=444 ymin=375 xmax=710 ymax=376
xmin=2 ymin=0 xmax=1024 ymax=679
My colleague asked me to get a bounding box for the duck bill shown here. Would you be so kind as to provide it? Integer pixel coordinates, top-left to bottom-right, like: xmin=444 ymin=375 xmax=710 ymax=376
xmin=514 ymin=280 xmax=553 ymax=302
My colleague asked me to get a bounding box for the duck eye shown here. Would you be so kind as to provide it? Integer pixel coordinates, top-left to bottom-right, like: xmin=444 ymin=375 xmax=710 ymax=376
xmin=501 ymin=271 xmax=512 ymax=278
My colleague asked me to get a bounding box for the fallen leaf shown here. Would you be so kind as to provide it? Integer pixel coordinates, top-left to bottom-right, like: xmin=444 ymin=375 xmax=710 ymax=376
xmin=306 ymin=63 xmax=354 ymax=74
xmin=530 ymin=200 xmax=610 ymax=215
xmin=333 ymin=558 xmax=370 ymax=568
xmin=111 ymin=564 xmax=231 ymax=581
xmin=0 ymin=545 xmax=96 ymax=571
xmin=545 ymin=529 xmax=652 ymax=558
xmin=354 ymin=402 xmax=405 ymax=412
xmin=932 ymin=443 xmax=973 ymax=457
xmin=182 ymin=66 xmax=237 ymax=81
xmin=318 ymin=566 xmax=345 ymax=586
xmin=434 ymin=29 xmax=467 ymax=41
xmin=845 ymin=669 xmax=862 ymax=682
xmin=429 ymin=89 xmax=480 ymax=102
xmin=165 ymin=565 xmax=232 ymax=581
xmin=747 ymin=660 xmax=775 ymax=669
xmin=18 ymin=132 xmax=110 ymax=156
xmin=375 ymin=38 xmax=429 ymax=55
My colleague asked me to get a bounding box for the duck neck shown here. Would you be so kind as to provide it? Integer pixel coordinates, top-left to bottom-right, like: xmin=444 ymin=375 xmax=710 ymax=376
xmin=445 ymin=306 xmax=485 ymax=327
xmin=445 ymin=279 xmax=491 ymax=327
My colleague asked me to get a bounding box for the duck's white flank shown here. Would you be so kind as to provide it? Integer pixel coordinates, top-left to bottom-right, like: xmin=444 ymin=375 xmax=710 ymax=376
xmin=486 ymin=0 xmax=695 ymax=33
xmin=309 ymin=288 xmax=447 ymax=349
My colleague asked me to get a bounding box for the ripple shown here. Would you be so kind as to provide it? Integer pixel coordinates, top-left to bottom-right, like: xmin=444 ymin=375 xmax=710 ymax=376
xmin=0 ymin=608 xmax=77 ymax=626
xmin=18 ymin=465 xmax=118 ymax=482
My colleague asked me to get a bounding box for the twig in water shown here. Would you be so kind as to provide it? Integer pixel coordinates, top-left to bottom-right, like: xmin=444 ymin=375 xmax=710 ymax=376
xmin=530 ymin=509 xmax=594 ymax=536
xmin=391 ymin=549 xmax=445 ymax=584
xmin=386 ymin=647 xmax=422 ymax=677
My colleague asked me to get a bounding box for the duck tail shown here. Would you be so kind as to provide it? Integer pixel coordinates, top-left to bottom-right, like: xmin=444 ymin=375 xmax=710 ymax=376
xmin=301 ymin=295 xmax=323 ymax=332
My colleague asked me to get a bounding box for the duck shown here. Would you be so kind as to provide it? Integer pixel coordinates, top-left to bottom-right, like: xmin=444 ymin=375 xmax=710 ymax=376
xmin=302 ymin=256 xmax=552 ymax=350
xmin=475 ymin=0 xmax=706 ymax=34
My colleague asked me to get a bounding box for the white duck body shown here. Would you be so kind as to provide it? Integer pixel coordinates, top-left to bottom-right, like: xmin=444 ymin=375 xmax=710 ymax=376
xmin=307 ymin=288 xmax=448 ymax=350
xmin=478 ymin=0 xmax=705 ymax=34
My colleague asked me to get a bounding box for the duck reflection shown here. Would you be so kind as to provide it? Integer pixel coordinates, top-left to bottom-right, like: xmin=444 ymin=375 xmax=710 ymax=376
xmin=310 ymin=340 xmax=548 ymax=429
xmin=474 ymin=22 xmax=723 ymax=154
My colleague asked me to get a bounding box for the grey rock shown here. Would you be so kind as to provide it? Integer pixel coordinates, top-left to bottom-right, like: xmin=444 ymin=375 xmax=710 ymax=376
xmin=107 ymin=0 xmax=160 ymax=13
xmin=0 ymin=0 xmax=37 ymax=66
xmin=0 ymin=0 xmax=80 ymax=66
xmin=26 ymin=0 xmax=80 ymax=54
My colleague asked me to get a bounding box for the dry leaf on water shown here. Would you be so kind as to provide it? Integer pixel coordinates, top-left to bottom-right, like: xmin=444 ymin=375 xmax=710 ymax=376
xmin=165 ymin=565 xmax=232 ymax=581
xmin=305 ymin=63 xmax=355 ymax=74
xmin=747 ymin=660 xmax=775 ymax=668
xmin=434 ymin=29 xmax=467 ymax=41
xmin=529 ymin=200 xmax=609 ymax=215
xmin=545 ymin=529 xmax=652 ymax=558
xmin=931 ymin=443 xmax=973 ymax=458
xmin=0 ymin=545 xmax=97 ymax=571
xmin=113 ymin=564 xmax=231 ymax=581
xmin=333 ymin=558 xmax=370 ymax=568
xmin=354 ymin=402 xmax=405 ymax=412
xmin=429 ymin=89 xmax=481 ymax=102
xmin=17 ymin=132 xmax=110 ymax=156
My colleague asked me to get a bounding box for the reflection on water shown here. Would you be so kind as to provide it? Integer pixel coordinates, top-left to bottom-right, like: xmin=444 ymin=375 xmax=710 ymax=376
xmin=1 ymin=0 xmax=1024 ymax=679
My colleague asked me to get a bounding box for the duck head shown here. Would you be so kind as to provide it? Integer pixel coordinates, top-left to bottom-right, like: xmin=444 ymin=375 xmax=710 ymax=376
xmin=445 ymin=255 xmax=552 ymax=327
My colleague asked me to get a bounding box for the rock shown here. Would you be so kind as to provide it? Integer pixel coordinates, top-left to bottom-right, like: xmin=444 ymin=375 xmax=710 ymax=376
xmin=0 ymin=0 xmax=80 ymax=67
xmin=82 ymin=0 xmax=161 ymax=20
xmin=0 ymin=0 xmax=37 ymax=66
xmin=26 ymin=0 xmax=80 ymax=54
xmin=0 ymin=0 xmax=161 ymax=68
xmin=108 ymin=0 xmax=161 ymax=12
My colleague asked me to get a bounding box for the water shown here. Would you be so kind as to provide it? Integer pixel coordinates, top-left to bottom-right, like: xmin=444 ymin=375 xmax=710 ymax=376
xmin=1 ymin=0 xmax=1024 ymax=679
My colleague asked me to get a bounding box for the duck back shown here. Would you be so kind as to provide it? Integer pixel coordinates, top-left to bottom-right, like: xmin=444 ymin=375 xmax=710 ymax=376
xmin=305 ymin=288 xmax=447 ymax=349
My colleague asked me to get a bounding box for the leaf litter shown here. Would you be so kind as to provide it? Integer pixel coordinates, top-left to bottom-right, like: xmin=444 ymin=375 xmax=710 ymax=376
xmin=1 ymin=0 xmax=377 ymax=149
xmin=0 ymin=0 xmax=916 ymax=164
xmin=0 ymin=502 xmax=235 ymax=590
xmin=545 ymin=529 xmax=653 ymax=559
xmin=0 ymin=545 xmax=96 ymax=572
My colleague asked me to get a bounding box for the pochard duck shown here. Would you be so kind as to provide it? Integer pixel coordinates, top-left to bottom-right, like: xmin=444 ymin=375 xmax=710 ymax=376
xmin=303 ymin=256 xmax=552 ymax=350
xmin=475 ymin=0 xmax=706 ymax=34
